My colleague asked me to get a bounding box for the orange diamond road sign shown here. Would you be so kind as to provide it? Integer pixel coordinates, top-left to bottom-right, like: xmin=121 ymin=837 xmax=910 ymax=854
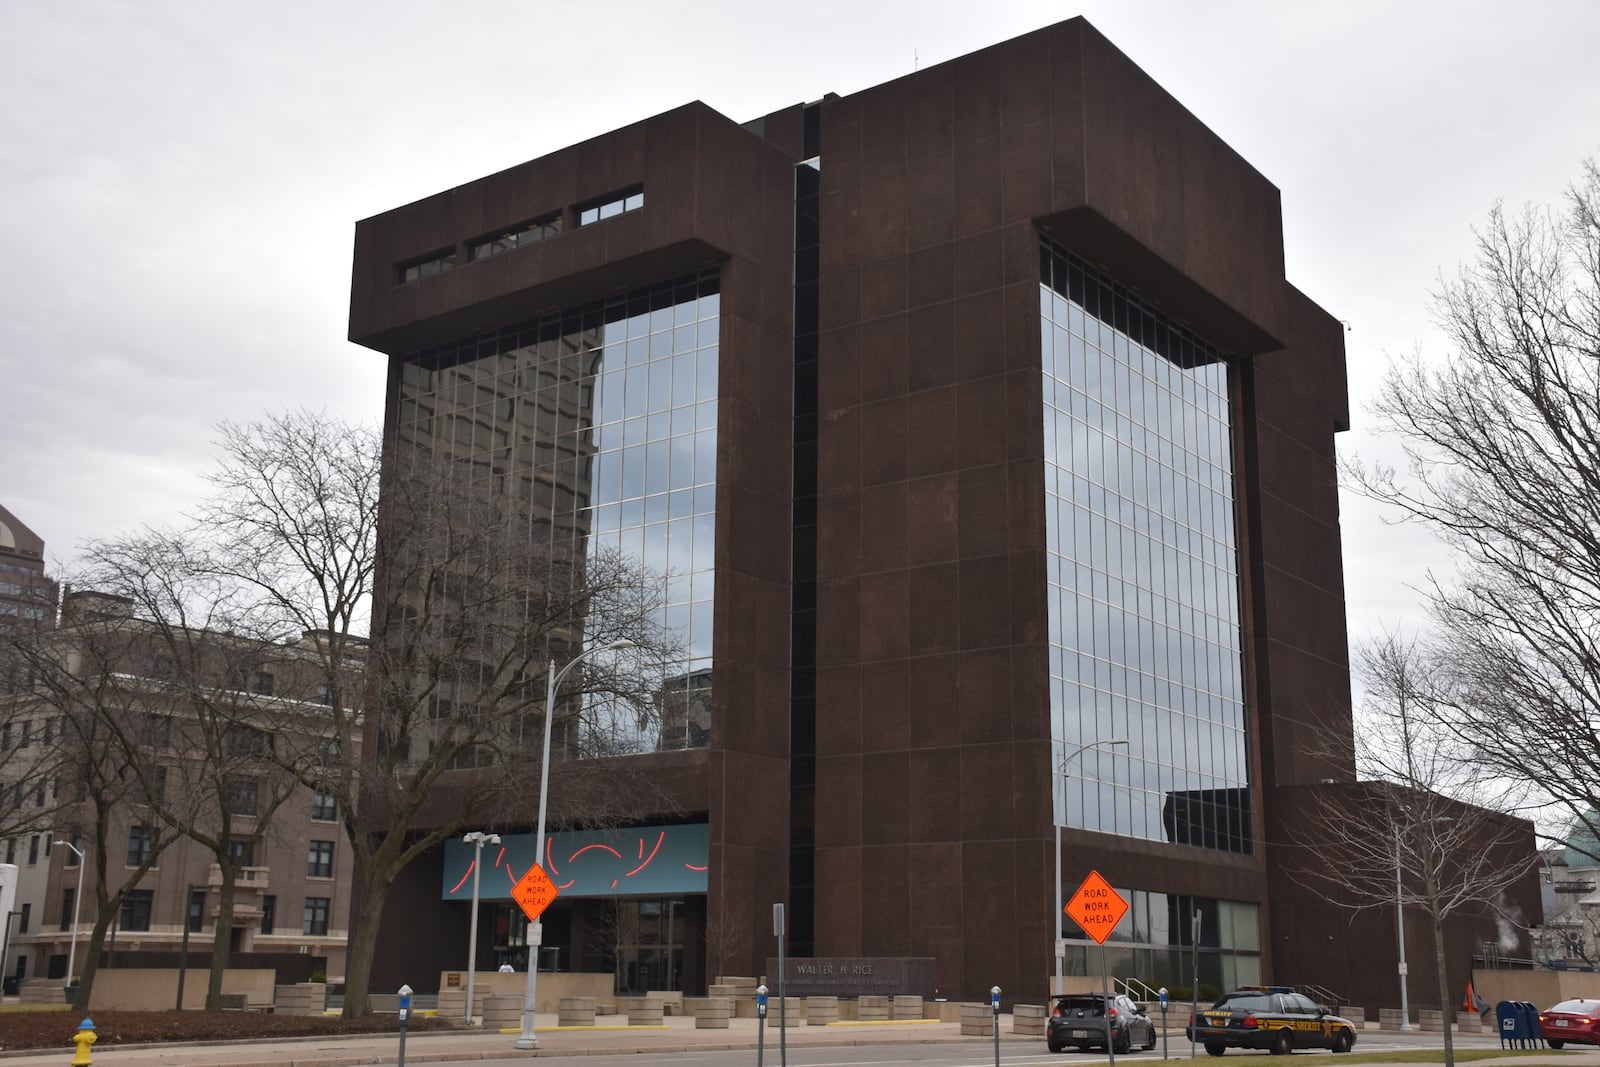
xmin=511 ymin=863 xmax=559 ymax=923
xmin=1065 ymin=870 xmax=1128 ymax=945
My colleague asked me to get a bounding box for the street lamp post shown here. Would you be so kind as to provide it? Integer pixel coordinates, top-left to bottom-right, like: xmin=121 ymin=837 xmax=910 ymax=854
xmin=1053 ymin=738 xmax=1129 ymax=995
xmin=516 ymin=638 xmax=634 ymax=1050
xmin=462 ymin=830 xmax=501 ymax=1024
xmin=1394 ymin=827 xmax=1412 ymax=1031
xmin=53 ymin=841 xmax=85 ymax=990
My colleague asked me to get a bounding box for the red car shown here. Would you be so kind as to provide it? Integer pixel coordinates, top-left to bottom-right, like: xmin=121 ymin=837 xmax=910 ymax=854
xmin=1540 ymin=999 xmax=1600 ymax=1048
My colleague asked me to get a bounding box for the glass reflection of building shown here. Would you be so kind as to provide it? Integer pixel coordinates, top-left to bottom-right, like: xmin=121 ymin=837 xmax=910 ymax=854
xmin=393 ymin=270 xmax=720 ymax=755
xmin=1041 ymin=240 xmax=1257 ymax=987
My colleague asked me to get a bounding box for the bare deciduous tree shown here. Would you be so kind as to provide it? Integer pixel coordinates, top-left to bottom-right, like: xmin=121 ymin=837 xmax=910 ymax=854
xmin=1286 ymin=633 xmax=1538 ymax=1067
xmin=195 ymin=410 xmax=683 ymax=1017
xmin=1348 ymin=155 xmax=1600 ymax=863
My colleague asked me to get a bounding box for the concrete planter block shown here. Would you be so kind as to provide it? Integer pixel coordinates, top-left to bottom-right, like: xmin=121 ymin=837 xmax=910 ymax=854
xmin=806 ymin=996 xmax=840 ymax=1025
xmin=481 ymin=993 xmax=521 ymax=1029
xmin=629 ymin=1000 xmax=664 ymax=1026
xmin=1419 ymin=1009 xmax=1447 ymax=1032
xmin=696 ymin=996 xmax=733 ymax=1029
xmin=960 ymin=1002 xmax=996 ymax=1036
xmin=1014 ymin=1003 xmax=1048 ymax=1036
xmin=858 ymin=995 xmax=891 ymax=1021
xmin=1378 ymin=1008 xmax=1413 ymax=1030
xmin=892 ymin=994 xmax=924 ymax=1020
xmin=558 ymin=996 xmax=597 ymax=1026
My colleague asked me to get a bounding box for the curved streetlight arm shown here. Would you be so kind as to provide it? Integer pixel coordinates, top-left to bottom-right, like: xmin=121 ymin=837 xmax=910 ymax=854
xmin=1052 ymin=738 xmax=1130 ymax=995
xmin=517 ymin=638 xmax=633 ymax=1050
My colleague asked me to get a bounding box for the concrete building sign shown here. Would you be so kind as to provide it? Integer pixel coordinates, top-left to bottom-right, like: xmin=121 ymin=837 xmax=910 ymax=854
xmin=766 ymin=957 xmax=936 ymax=998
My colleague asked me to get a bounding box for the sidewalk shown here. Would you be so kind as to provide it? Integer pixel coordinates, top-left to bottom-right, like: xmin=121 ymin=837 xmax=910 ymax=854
xmin=0 ymin=1013 xmax=981 ymax=1066
xmin=6 ymin=1013 xmax=1600 ymax=1067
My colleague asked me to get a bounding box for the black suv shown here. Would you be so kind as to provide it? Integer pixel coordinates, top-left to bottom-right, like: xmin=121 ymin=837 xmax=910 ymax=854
xmin=1048 ymin=993 xmax=1158 ymax=1054
xmin=1186 ymin=987 xmax=1356 ymax=1056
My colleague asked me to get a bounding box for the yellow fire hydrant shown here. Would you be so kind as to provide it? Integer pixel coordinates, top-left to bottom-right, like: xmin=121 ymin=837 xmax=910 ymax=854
xmin=71 ymin=1018 xmax=96 ymax=1067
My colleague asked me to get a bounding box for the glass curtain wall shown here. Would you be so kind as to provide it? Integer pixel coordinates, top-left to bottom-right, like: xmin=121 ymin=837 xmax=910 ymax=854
xmin=1039 ymin=241 xmax=1250 ymax=853
xmin=393 ymin=270 xmax=720 ymax=754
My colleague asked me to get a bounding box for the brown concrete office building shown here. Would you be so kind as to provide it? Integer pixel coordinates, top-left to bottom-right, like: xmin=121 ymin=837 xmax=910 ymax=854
xmin=349 ymin=19 xmax=1521 ymax=1005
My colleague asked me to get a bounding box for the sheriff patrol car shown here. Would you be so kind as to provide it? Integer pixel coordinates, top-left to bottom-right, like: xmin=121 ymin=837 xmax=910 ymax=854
xmin=1186 ymin=986 xmax=1357 ymax=1056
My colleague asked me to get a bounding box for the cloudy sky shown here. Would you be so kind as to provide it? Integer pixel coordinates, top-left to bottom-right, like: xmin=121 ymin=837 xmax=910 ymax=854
xmin=3 ymin=0 xmax=1598 ymax=652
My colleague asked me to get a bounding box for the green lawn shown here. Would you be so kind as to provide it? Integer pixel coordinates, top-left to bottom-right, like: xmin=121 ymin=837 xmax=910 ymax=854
xmin=1230 ymin=1052 xmax=1574 ymax=1066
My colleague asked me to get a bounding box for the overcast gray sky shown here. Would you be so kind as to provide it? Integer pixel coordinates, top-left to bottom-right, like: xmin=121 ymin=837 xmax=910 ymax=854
xmin=4 ymin=0 xmax=1598 ymax=652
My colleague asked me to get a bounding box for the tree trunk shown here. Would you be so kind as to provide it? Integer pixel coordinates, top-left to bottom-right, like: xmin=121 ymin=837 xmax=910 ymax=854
xmin=72 ymin=902 xmax=123 ymax=1013
xmin=341 ymin=874 xmax=390 ymax=1019
xmin=207 ymin=869 xmax=237 ymax=1010
xmin=1432 ymin=912 xmax=1456 ymax=1067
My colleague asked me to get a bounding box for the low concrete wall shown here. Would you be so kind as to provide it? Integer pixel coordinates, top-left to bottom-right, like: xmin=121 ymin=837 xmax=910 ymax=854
xmin=1379 ymin=1008 xmax=1414 ymax=1030
xmin=858 ymin=995 xmax=891 ymax=1021
xmin=481 ymin=994 xmax=522 ymax=1029
xmin=87 ymin=969 xmax=276 ymax=1012
xmin=892 ymin=994 xmax=923 ymax=1020
xmin=806 ymin=996 xmax=839 ymax=1025
xmin=274 ymin=983 xmax=327 ymax=1016
xmin=437 ymin=971 xmax=611 ymax=1015
xmin=559 ymin=996 xmax=597 ymax=1027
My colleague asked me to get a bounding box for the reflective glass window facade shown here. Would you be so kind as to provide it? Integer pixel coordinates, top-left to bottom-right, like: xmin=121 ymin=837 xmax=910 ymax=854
xmin=1040 ymin=241 xmax=1251 ymax=853
xmin=1059 ymin=887 xmax=1261 ymax=992
xmin=394 ymin=271 xmax=719 ymax=752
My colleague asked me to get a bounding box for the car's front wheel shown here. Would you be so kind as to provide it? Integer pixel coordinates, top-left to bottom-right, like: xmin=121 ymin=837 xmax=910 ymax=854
xmin=1269 ymin=1029 xmax=1293 ymax=1056
xmin=1143 ymin=1023 xmax=1157 ymax=1051
xmin=1330 ymin=1030 xmax=1352 ymax=1053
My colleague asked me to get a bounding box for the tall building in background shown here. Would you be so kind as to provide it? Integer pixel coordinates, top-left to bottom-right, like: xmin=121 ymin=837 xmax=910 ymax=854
xmin=349 ymin=18 xmax=1538 ymax=1005
xmin=0 ymin=505 xmax=57 ymax=631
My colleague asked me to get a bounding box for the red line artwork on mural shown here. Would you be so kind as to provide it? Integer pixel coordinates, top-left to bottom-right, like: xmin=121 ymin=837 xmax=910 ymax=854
xmin=494 ymin=846 xmax=506 ymax=868
xmin=625 ymin=831 xmax=665 ymax=877
xmin=570 ymin=843 xmax=622 ymax=861
xmin=449 ymin=861 xmax=474 ymax=894
xmin=544 ymin=836 xmax=559 ymax=875
xmin=685 ymin=864 xmax=708 ymax=871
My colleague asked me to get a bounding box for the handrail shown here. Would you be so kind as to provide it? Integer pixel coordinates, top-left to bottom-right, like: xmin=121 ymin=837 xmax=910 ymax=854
xmin=1116 ymin=977 xmax=1163 ymax=1003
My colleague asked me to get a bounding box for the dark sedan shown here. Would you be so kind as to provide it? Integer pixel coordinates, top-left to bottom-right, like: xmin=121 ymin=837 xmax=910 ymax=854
xmin=1186 ymin=987 xmax=1356 ymax=1055
xmin=1048 ymin=992 xmax=1158 ymax=1054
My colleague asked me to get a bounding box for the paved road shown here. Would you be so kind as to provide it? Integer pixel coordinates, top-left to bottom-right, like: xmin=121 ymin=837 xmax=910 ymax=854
xmin=0 ymin=1015 xmax=1590 ymax=1067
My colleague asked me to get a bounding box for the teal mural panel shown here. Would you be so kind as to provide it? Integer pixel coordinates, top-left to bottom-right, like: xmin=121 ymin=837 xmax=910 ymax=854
xmin=442 ymin=823 xmax=709 ymax=900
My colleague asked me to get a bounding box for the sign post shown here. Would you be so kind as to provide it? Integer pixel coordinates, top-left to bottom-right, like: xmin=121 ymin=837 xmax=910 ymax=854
xmin=512 ymin=864 xmax=560 ymax=1049
xmin=774 ymin=903 xmax=787 ymax=1067
xmin=1065 ymin=871 xmax=1130 ymax=1067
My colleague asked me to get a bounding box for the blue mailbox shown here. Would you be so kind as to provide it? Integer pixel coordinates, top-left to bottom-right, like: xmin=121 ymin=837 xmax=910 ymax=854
xmin=1496 ymin=1001 xmax=1525 ymax=1047
xmin=1522 ymin=1002 xmax=1544 ymax=1046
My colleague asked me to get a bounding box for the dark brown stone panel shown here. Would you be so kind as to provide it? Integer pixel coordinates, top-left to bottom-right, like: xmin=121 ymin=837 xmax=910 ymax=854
xmin=904 ymin=471 xmax=959 ymax=564
xmin=906 ymin=301 xmax=957 ymax=393
xmin=905 ymin=388 xmax=960 ymax=482
xmin=818 ymin=264 xmax=863 ymax=334
xmin=953 ymin=288 xmax=1007 ymax=381
xmin=860 ymin=844 xmax=914 ymax=955
xmin=908 ymin=563 xmax=960 ymax=656
xmin=860 ymin=150 xmax=909 ymax=262
xmin=818 ymin=324 xmax=863 ymax=411
xmin=859 ymin=659 xmax=910 ymax=753
xmin=817 ymin=487 xmax=861 ymax=582
xmin=907 ymin=653 xmax=961 ymax=750
xmin=953 ymin=229 xmax=1005 ymax=298
xmin=818 ymin=406 xmax=860 ymax=494
xmin=817 ymin=575 xmax=862 ymax=667
xmin=862 ymin=751 xmax=912 ymax=846
xmin=815 ymin=754 xmax=864 ymax=848
xmin=906 ymin=840 xmax=966 ymax=983
xmin=957 ymin=647 xmax=1015 ymax=745
xmin=956 ymin=554 xmax=1012 ymax=651
xmin=908 ymin=748 xmax=964 ymax=841
xmin=859 ymin=570 xmax=910 ymax=661
xmin=957 ymin=466 xmax=1010 ymax=560
xmin=862 ymin=253 xmax=908 ymax=320
xmin=860 ymin=313 xmax=910 ymax=404
xmin=959 ymin=838 xmax=1022 ymax=990
xmin=955 ymin=374 xmax=1008 ymax=469
xmin=859 ymin=481 xmax=909 ymax=575
xmin=859 ymin=396 xmax=909 ymax=487
xmin=816 ymin=664 xmax=864 ymax=758
xmin=813 ymin=845 xmax=864 ymax=955
xmin=907 ymin=243 xmax=955 ymax=309
xmin=958 ymin=741 xmax=1017 ymax=840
